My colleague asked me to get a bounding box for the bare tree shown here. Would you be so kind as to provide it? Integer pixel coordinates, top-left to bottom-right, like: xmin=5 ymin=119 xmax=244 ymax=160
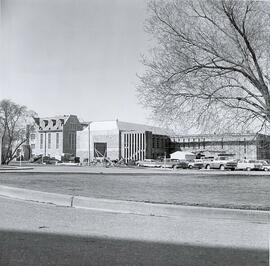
xmin=138 ymin=0 xmax=270 ymax=133
xmin=0 ymin=99 xmax=36 ymax=164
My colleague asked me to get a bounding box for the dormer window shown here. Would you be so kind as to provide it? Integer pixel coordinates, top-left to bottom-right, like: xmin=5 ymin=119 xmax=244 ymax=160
xmin=43 ymin=120 xmax=48 ymax=127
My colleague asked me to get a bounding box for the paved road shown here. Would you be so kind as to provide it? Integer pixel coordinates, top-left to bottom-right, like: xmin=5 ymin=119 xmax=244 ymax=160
xmin=0 ymin=196 xmax=268 ymax=266
xmin=0 ymin=171 xmax=269 ymax=210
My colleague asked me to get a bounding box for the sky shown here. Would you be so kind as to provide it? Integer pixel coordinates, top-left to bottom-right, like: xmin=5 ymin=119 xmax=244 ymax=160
xmin=0 ymin=0 xmax=153 ymax=124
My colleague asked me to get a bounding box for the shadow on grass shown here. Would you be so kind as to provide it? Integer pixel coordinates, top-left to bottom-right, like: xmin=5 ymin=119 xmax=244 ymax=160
xmin=0 ymin=229 xmax=268 ymax=266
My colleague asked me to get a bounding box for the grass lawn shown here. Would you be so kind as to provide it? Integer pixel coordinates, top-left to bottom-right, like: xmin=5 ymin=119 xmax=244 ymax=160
xmin=0 ymin=172 xmax=269 ymax=210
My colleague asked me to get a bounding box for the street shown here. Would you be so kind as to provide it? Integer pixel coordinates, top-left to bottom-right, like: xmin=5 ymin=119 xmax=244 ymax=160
xmin=0 ymin=196 xmax=268 ymax=266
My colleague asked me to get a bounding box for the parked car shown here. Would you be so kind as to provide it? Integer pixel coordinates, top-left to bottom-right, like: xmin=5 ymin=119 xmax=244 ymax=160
xmin=136 ymin=159 xmax=161 ymax=168
xmin=236 ymin=159 xmax=263 ymax=171
xmin=188 ymin=159 xmax=204 ymax=169
xmin=160 ymin=159 xmax=189 ymax=169
xmin=31 ymin=155 xmax=60 ymax=165
xmin=224 ymin=160 xmax=238 ymax=171
xmin=256 ymin=160 xmax=270 ymax=171
xmin=204 ymin=155 xmax=237 ymax=170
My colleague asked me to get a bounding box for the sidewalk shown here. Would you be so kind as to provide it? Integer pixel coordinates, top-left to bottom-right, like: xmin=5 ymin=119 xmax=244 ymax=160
xmin=0 ymin=165 xmax=178 ymax=174
xmin=0 ymin=185 xmax=269 ymax=222
xmin=1 ymin=164 xmax=270 ymax=175
xmin=0 ymin=166 xmax=34 ymax=171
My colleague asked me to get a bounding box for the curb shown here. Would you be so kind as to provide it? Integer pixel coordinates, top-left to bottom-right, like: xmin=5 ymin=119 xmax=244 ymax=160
xmin=0 ymin=167 xmax=34 ymax=171
xmin=0 ymin=185 xmax=269 ymax=221
xmin=1 ymin=170 xmax=268 ymax=176
xmin=0 ymin=171 xmax=181 ymax=175
xmin=0 ymin=185 xmax=72 ymax=207
xmin=73 ymin=196 xmax=270 ymax=221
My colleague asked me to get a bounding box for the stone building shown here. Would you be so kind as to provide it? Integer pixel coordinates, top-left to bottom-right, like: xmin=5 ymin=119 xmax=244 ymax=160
xmin=170 ymin=133 xmax=270 ymax=160
xmin=30 ymin=115 xmax=83 ymax=160
xmin=76 ymin=120 xmax=174 ymax=163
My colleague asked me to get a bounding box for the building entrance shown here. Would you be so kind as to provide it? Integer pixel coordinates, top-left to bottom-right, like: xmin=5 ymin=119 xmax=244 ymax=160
xmin=94 ymin=142 xmax=107 ymax=158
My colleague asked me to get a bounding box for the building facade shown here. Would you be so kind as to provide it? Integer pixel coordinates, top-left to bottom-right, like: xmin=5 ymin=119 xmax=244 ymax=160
xmin=76 ymin=120 xmax=175 ymax=163
xmin=29 ymin=114 xmax=270 ymax=162
xmin=121 ymin=131 xmax=172 ymax=162
xmin=170 ymin=133 xmax=270 ymax=160
xmin=30 ymin=115 xmax=83 ymax=160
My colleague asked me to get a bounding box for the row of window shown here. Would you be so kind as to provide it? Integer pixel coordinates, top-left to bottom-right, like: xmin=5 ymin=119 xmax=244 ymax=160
xmin=175 ymin=137 xmax=249 ymax=143
xmin=123 ymin=133 xmax=145 ymax=161
xmin=181 ymin=141 xmax=248 ymax=152
xmin=181 ymin=142 xmax=206 ymax=149
xmin=40 ymin=133 xmax=60 ymax=149
xmin=177 ymin=138 xmax=248 ymax=150
xmin=152 ymin=137 xmax=168 ymax=149
xmin=69 ymin=133 xmax=76 ymax=150
xmin=174 ymin=138 xmax=206 ymax=143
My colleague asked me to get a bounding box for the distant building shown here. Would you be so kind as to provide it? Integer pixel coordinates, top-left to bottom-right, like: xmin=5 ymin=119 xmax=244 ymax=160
xmin=0 ymin=132 xmax=2 ymax=165
xmin=30 ymin=115 xmax=83 ymax=160
xmin=76 ymin=120 xmax=176 ymax=163
xmin=30 ymin=114 xmax=270 ymax=162
xmin=170 ymin=133 xmax=270 ymax=160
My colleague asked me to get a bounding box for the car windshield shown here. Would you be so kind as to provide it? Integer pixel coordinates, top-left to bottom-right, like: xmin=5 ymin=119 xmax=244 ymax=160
xmin=258 ymin=161 xmax=268 ymax=165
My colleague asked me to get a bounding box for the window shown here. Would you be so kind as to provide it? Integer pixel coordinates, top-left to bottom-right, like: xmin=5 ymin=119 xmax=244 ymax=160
xmin=56 ymin=133 xmax=59 ymax=149
xmin=31 ymin=144 xmax=35 ymax=150
xmin=157 ymin=138 xmax=160 ymax=148
xmin=48 ymin=133 xmax=51 ymax=149
xmin=30 ymin=134 xmax=35 ymax=140
xmin=72 ymin=134 xmax=75 ymax=149
xmin=40 ymin=134 xmax=43 ymax=149
xmin=69 ymin=133 xmax=76 ymax=149
xmin=70 ymin=123 xmax=76 ymax=130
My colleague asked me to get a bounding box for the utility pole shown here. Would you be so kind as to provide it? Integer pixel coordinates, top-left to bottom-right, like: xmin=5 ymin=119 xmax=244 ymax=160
xmin=88 ymin=122 xmax=92 ymax=166
xmin=164 ymin=151 xmax=166 ymax=168
xmin=19 ymin=149 xmax=22 ymax=167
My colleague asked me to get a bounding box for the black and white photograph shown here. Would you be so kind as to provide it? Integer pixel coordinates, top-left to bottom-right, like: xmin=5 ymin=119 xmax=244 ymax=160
xmin=0 ymin=0 xmax=269 ymax=265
